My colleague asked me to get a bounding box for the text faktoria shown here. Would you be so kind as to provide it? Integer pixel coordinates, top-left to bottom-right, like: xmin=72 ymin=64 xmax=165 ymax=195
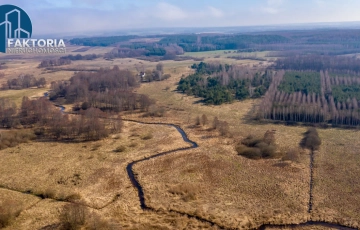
xmin=7 ymin=39 xmax=66 ymax=48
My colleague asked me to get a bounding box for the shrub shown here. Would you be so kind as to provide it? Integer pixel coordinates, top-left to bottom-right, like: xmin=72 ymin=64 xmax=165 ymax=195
xmin=141 ymin=133 xmax=153 ymax=140
xmin=212 ymin=117 xmax=219 ymax=129
xmin=34 ymin=127 xmax=45 ymax=136
xmin=169 ymin=183 xmax=198 ymax=202
xmin=0 ymin=130 xmax=36 ymax=150
xmin=300 ymin=127 xmax=322 ymax=151
xmin=201 ymin=114 xmax=208 ymax=126
xmin=145 ymin=105 xmax=166 ymax=117
xmin=236 ymin=145 xmax=262 ymax=159
xmin=241 ymin=135 xmax=263 ymax=147
xmin=237 ymin=131 xmax=280 ymax=160
xmin=218 ymin=121 xmax=230 ymax=136
xmin=81 ymin=102 xmax=90 ymax=110
xmin=42 ymin=188 xmax=56 ymax=199
xmin=112 ymin=134 xmax=121 ymax=140
xmin=60 ymin=204 xmax=87 ymax=230
xmin=113 ymin=145 xmax=126 ymax=153
xmin=263 ymin=130 xmax=276 ymax=145
xmin=0 ymin=200 xmax=21 ymax=228
xmin=257 ymin=142 xmax=278 ymax=158
xmin=64 ymin=193 xmax=82 ymax=202
xmin=195 ymin=116 xmax=201 ymax=126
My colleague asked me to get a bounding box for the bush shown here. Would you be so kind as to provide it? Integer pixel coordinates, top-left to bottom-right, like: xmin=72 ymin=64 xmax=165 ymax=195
xmin=145 ymin=105 xmax=166 ymax=117
xmin=256 ymin=142 xmax=278 ymax=158
xmin=0 ymin=130 xmax=36 ymax=150
xmin=241 ymin=135 xmax=263 ymax=147
xmin=141 ymin=133 xmax=153 ymax=140
xmin=81 ymin=102 xmax=90 ymax=110
xmin=236 ymin=145 xmax=262 ymax=159
xmin=0 ymin=200 xmax=21 ymax=228
xmin=300 ymin=127 xmax=322 ymax=151
xmin=201 ymin=114 xmax=208 ymax=126
xmin=168 ymin=183 xmax=199 ymax=202
xmin=113 ymin=145 xmax=126 ymax=153
xmin=195 ymin=116 xmax=201 ymax=126
xmin=218 ymin=121 xmax=230 ymax=136
xmin=237 ymin=131 xmax=280 ymax=160
xmin=60 ymin=204 xmax=87 ymax=230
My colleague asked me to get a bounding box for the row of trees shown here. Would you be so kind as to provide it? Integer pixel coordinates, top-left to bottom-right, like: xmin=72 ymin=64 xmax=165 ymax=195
xmin=38 ymin=59 xmax=71 ymax=68
xmin=50 ymin=66 xmax=154 ymax=112
xmin=1 ymin=74 xmax=46 ymax=90
xmin=257 ymin=70 xmax=360 ymax=127
xmin=275 ymin=55 xmax=360 ymax=73
xmin=60 ymin=54 xmax=98 ymax=61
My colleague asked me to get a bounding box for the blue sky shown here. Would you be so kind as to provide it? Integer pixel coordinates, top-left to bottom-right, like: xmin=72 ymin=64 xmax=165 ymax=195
xmin=2 ymin=0 xmax=360 ymax=35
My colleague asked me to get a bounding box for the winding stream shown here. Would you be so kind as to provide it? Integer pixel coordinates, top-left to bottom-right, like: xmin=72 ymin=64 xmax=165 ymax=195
xmin=123 ymin=119 xmax=358 ymax=230
xmin=125 ymin=122 xmax=197 ymax=209
xmin=2 ymin=95 xmax=356 ymax=229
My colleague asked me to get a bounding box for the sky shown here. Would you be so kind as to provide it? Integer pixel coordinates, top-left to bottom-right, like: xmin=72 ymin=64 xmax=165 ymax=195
xmin=2 ymin=0 xmax=360 ymax=36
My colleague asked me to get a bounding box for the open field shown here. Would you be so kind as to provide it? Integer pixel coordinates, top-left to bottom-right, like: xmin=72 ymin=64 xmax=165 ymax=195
xmin=1 ymin=48 xmax=359 ymax=229
xmin=0 ymin=121 xmax=218 ymax=229
xmin=0 ymin=88 xmax=48 ymax=106
xmin=135 ymin=140 xmax=310 ymax=229
xmin=127 ymin=60 xmax=360 ymax=229
xmin=311 ymin=130 xmax=360 ymax=228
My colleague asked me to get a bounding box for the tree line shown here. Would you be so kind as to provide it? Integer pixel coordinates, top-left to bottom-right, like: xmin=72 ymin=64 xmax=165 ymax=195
xmin=60 ymin=54 xmax=98 ymax=61
xmin=49 ymin=66 xmax=154 ymax=112
xmin=257 ymin=70 xmax=360 ymax=127
xmin=0 ymin=97 xmax=122 ymax=141
xmin=275 ymin=55 xmax=360 ymax=73
xmin=1 ymin=74 xmax=46 ymax=90
xmin=38 ymin=59 xmax=71 ymax=68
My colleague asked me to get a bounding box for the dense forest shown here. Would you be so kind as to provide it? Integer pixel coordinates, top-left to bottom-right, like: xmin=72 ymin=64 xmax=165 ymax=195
xmin=275 ymin=55 xmax=360 ymax=73
xmin=177 ymin=62 xmax=271 ymax=105
xmin=257 ymin=70 xmax=360 ymax=127
xmin=70 ymin=29 xmax=360 ymax=57
xmin=50 ymin=66 xmax=153 ymax=112
xmin=69 ymin=35 xmax=138 ymax=46
xmin=158 ymin=34 xmax=289 ymax=52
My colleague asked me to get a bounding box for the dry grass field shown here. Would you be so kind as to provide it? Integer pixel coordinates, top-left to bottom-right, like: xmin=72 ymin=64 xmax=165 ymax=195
xmin=0 ymin=47 xmax=359 ymax=229
xmin=0 ymin=121 xmax=217 ymax=229
xmin=126 ymin=56 xmax=360 ymax=229
xmin=311 ymin=129 xmax=360 ymax=228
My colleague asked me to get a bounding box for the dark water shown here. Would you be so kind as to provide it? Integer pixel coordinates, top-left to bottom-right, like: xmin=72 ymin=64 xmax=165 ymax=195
xmin=308 ymin=150 xmax=315 ymax=213
xmin=125 ymin=121 xmax=197 ymax=209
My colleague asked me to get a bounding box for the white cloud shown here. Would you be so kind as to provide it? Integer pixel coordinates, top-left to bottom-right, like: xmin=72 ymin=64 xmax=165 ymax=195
xmin=207 ymin=6 xmax=224 ymax=18
xmin=154 ymin=2 xmax=188 ymax=20
xmin=260 ymin=0 xmax=285 ymax=14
